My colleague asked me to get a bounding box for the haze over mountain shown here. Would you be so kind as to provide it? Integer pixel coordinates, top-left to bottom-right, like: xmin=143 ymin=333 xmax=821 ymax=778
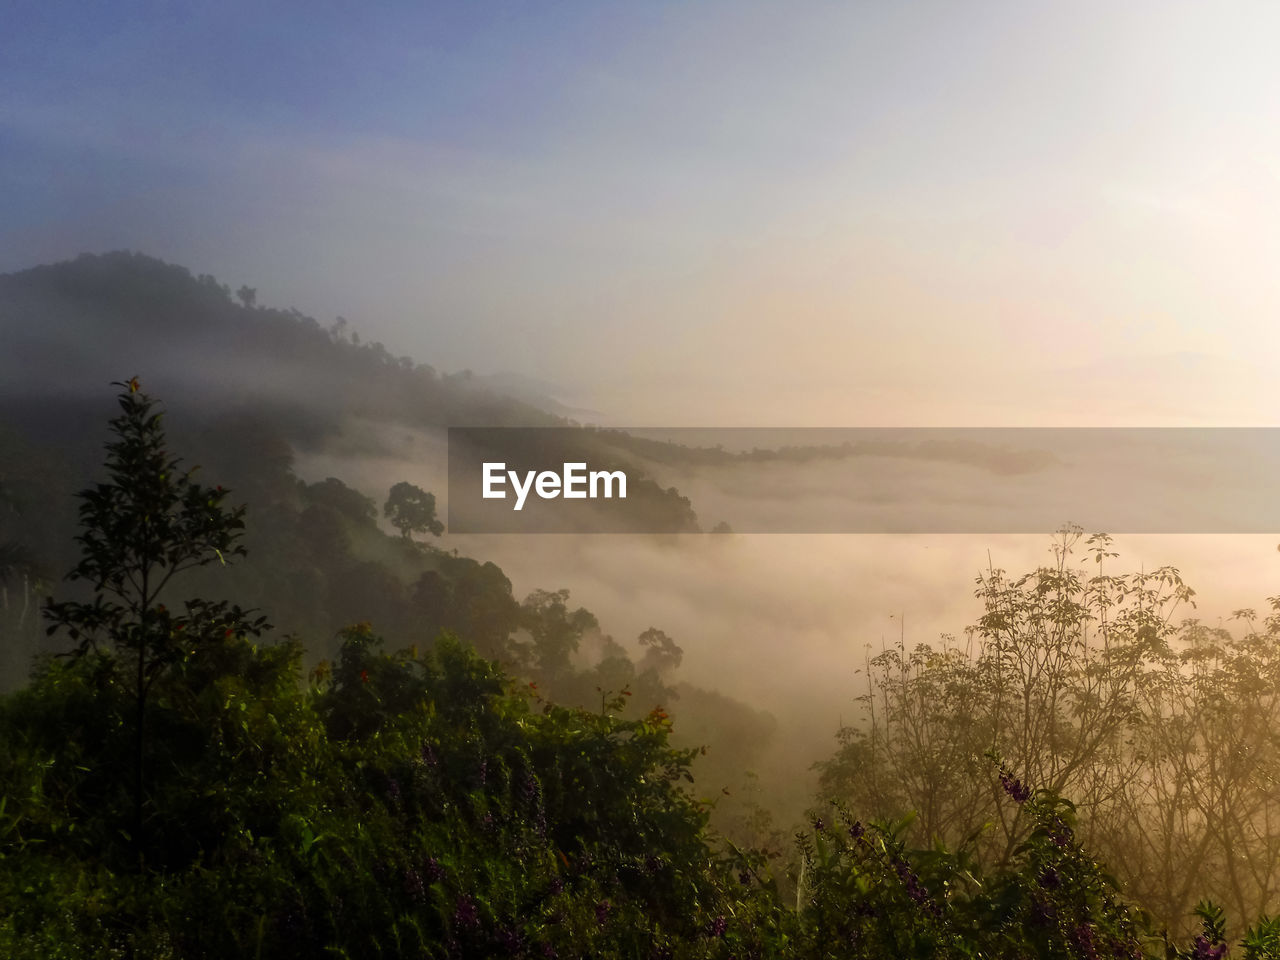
xmin=6 ymin=5 xmax=1280 ymax=950
xmin=6 ymin=2 xmax=1280 ymax=428
xmin=5 ymin=250 xmax=1280 ymax=836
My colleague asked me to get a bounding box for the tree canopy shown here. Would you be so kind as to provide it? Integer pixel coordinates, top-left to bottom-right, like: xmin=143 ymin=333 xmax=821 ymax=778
xmin=384 ymin=480 xmax=444 ymax=540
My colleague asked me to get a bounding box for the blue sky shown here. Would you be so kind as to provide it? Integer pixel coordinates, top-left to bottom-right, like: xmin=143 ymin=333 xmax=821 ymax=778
xmin=4 ymin=1 xmax=1279 ymax=424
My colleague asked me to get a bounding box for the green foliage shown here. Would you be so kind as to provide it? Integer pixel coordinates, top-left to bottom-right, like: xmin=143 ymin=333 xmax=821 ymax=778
xmin=0 ymin=619 xmax=785 ymax=958
xmin=794 ymin=758 xmax=1280 ymax=960
xmin=6 ymin=382 xmax=1280 ymax=959
xmin=42 ymin=379 xmax=269 ymax=859
xmin=818 ymin=527 xmax=1280 ymax=939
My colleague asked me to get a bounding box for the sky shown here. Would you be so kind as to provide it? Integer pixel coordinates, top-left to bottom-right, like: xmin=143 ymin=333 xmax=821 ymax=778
xmin=4 ymin=0 xmax=1280 ymax=424
xmin=8 ymin=0 xmax=1280 ymax=809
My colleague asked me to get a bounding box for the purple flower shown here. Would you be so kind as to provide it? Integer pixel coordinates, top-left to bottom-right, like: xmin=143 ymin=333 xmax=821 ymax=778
xmin=497 ymin=928 xmax=524 ymax=952
xmin=1048 ymin=816 xmax=1073 ymax=847
xmin=453 ymin=894 xmax=479 ymax=930
xmin=403 ymin=867 xmax=425 ymax=903
xmin=595 ymin=900 xmax=610 ymax=926
xmin=999 ymin=769 xmax=1032 ymax=804
xmin=1110 ymin=935 xmax=1145 ymax=960
xmin=710 ymin=915 xmax=728 ymax=938
xmin=887 ymin=856 xmax=941 ymax=919
xmin=1072 ymin=923 xmax=1099 ymax=960
xmin=1191 ymin=935 xmax=1228 ymax=960
xmin=423 ymin=855 xmax=444 ymax=883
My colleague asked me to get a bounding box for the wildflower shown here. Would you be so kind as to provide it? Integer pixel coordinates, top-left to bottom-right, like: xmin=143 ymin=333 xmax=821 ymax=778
xmin=999 ymin=769 xmax=1032 ymax=804
xmin=403 ymin=867 xmax=424 ymax=903
xmin=1048 ymin=816 xmax=1072 ymax=847
xmin=496 ymin=928 xmax=524 ymax=952
xmin=1029 ymin=898 xmax=1054 ymax=927
xmin=595 ymin=900 xmax=611 ymax=926
xmin=812 ymin=817 xmax=825 ymax=832
xmin=710 ymin=915 xmax=728 ymax=938
xmin=892 ymin=857 xmax=936 ymax=913
xmin=453 ymin=894 xmax=479 ymax=930
xmin=1190 ymin=935 xmax=1227 ymax=960
xmin=1071 ymin=923 xmax=1099 ymax=960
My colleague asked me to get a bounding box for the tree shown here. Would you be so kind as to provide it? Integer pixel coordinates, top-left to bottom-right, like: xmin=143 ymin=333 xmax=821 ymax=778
xmin=519 ymin=588 xmax=597 ymax=682
xmin=235 ymin=285 xmax=256 ymax=308
xmin=811 ymin=528 xmax=1280 ymax=939
xmin=638 ymin=626 xmax=684 ymax=673
xmin=383 ymin=480 xmax=444 ymax=540
xmin=0 ymin=540 xmax=40 ymax=629
xmin=43 ymin=378 xmax=268 ymax=857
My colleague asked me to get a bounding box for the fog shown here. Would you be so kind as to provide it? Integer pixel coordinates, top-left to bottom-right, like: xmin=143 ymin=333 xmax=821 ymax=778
xmin=6 ymin=1 xmax=1280 ymax=944
xmin=292 ymin=423 xmax=1280 ymax=817
xmin=6 ymin=3 xmax=1280 ymax=426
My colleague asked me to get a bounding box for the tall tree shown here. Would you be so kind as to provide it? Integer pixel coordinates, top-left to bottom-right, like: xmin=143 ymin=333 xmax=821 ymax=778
xmin=43 ymin=378 xmax=268 ymax=858
xmin=383 ymin=480 xmax=444 ymax=540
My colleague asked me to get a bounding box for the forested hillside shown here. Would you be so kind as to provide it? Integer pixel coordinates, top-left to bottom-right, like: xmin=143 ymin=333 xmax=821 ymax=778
xmin=4 ymin=256 xmax=1280 ymax=958
xmin=0 ymin=253 xmax=703 ymax=662
xmin=2 ymin=379 xmax=1268 ymax=959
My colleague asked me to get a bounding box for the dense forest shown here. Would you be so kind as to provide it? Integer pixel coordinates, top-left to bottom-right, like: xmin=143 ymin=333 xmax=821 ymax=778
xmin=3 ymin=255 xmax=1280 ymax=957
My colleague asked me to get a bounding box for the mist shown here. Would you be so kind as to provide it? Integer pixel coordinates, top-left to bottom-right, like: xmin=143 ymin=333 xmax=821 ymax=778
xmin=5 ymin=1 xmax=1280 ymax=953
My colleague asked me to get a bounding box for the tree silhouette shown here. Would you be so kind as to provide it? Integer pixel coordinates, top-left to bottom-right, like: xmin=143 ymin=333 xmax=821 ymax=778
xmin=638 ymin=626 xmax=684 ymax=673
xmin=383 ymin=480 xmax=444 ymax=540
xmin=43 ymin=378 xmax=268 ymax=858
